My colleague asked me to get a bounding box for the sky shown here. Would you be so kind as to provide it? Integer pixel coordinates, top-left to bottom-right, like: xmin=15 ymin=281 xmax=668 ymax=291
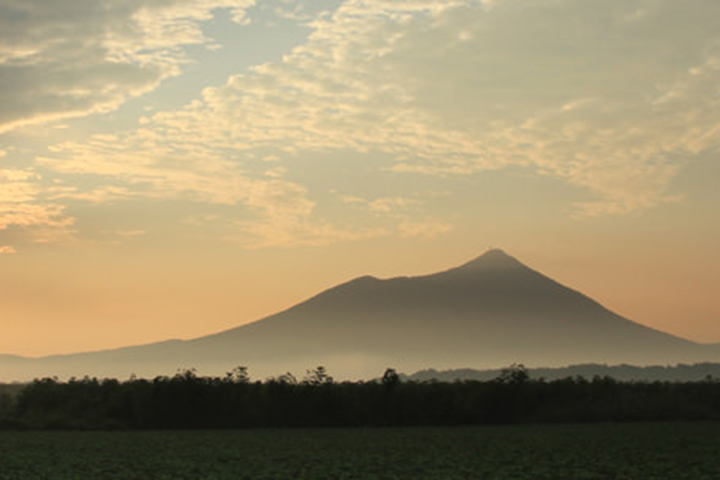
xmin=0 ymin=0 xmax=719 ymax=357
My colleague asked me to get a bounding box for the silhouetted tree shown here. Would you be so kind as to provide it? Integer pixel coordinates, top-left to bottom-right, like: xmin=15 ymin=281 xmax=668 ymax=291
xmin=303 ymin=366 xmax=333 ymax=385
xmin=497 ymin=363 xmax=529 ymax=384
xmin=382 ymin=368 xmax=401 ymax=397
xmin=225 ymin=366 xmax=250 ymax=384
xmin=7 ymin=365 xmax=720 ymax=430
xmin=272 ymin=372 xmax=298 ymax=385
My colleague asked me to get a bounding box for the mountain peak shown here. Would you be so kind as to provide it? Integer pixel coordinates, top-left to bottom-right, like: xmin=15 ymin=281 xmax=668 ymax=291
xmin=455 ymin=248 xmax=525 ymax=271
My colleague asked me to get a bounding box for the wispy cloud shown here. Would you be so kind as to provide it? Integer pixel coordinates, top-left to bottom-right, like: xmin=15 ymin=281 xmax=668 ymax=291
xmin=340 ymin=193 xmax=453 ymax=239
xmin=48 ymin=186 xmax=142 ymax=204
xmin=86 ymin=0 xmax=718 ymax=216
xmin=231 ymin=217 xmax=387 ymax=249
xmin=33 ymin=0 xmax=720 ymax=250
xmin=398 ymin=219 xmax=453 ymax=239
xmin=0 ymin=245 xmax=16 ymax=254
xmin=39 ymin=132 xmax=382 ymax=248
xmin=342 ymin=195 xmax=419 ymax=214
xmin=0 ymin=0 xmax=256 ymax=134
xmin=0 ymin=169 xmax=75 ymax=241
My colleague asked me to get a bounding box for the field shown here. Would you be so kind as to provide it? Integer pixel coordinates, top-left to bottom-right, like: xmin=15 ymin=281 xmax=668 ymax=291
xmin=0 ymin=423 xmax=718 ymax=479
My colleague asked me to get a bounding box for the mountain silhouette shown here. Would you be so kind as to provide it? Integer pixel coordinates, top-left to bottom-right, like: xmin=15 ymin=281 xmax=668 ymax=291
xmin=1 ymin=249 xmax=717 ymax=380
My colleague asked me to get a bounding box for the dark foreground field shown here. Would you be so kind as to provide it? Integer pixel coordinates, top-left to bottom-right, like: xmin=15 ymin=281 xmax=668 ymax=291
xmin=0 ymin=423 xmax=718 ymax=479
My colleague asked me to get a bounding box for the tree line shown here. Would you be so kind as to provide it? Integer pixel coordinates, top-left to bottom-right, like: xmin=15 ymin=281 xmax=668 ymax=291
xmin=1 ymin=365 xmax=719 ymax=430
xmin=407 ymin=362 xmax=720 ymax=383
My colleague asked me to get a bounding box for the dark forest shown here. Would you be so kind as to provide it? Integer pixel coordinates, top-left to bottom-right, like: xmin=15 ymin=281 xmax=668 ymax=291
xmin=2 ymin=365 xmax=720 ymax=430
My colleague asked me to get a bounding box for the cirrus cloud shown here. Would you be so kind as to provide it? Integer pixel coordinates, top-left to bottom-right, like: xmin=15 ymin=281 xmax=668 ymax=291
xmin=0 ymin=169 xmax=74 ymax=242
xmin=112 ymin=0 xmax=720 ymax=215
xmin=36 ymin=0 xmax=720 ymax=251
xmin=0 ymin=0 xmax=256 ymax=134
xmin=39 ymin=131 xmax=382 ymax=248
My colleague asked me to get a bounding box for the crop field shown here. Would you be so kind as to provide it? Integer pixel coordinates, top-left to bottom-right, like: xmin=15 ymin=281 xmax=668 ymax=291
xmin=0 ymin=423 xmax=718 ymax=479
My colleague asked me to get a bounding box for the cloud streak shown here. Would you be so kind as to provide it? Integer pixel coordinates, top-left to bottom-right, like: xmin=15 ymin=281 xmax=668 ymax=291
xmin=106 ymin=0 xmax=720 ymax=215
xmin=39 ymin=131 xmax=381 ymax=248
xmin=0 ymin=169 xmax=74 ymax=242
xmin=32 ymin=0 xmax=720 ymax=248
xmin=0 ymin=0 xmax=255 ymax=133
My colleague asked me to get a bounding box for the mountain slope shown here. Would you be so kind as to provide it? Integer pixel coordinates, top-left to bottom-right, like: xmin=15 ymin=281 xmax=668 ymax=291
xmin=188 ymin=249 xmax=699 ymax=373
xmin=1 ymin=249 xmax=716 ymax=381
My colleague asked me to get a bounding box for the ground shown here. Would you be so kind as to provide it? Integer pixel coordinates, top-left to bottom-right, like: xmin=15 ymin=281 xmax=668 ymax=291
xmin=0 ymin=423 xmax=718 ymax=479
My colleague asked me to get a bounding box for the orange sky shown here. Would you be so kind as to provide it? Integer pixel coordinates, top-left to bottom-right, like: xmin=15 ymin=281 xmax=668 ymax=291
xmin=1 ymin=0 xmax=719 ymax=356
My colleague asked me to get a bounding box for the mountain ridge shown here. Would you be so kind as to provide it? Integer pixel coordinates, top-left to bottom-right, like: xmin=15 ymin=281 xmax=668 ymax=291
xmin=1 ymin=249 xmax=717 ymax=381
xmin=404 ymin=362 xmax=720 ymax=383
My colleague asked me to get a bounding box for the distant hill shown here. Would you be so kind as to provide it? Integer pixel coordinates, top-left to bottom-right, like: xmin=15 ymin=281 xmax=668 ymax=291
xmin=1 ymin=249 xmax=719 ymax=381
xmin=405 ymin=363 xmax=720 ymax=383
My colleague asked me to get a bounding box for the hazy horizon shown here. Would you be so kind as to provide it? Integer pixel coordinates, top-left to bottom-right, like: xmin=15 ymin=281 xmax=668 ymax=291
xmin=4 ymin=248 xmax=718 ymax=383
xmin=1 ymin=0 xmax=719 ymax=357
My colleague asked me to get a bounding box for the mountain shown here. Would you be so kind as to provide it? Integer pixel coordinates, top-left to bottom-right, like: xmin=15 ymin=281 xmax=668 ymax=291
xmin=405 ymin=363 xmax=720 ymax=383
xmin=1 ymin=249 xmax=718 ymax=381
